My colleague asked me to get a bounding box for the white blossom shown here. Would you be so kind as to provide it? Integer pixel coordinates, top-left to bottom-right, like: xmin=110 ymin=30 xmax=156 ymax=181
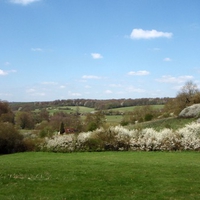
xmin=40 ymin=122 xmax=200 ymax=152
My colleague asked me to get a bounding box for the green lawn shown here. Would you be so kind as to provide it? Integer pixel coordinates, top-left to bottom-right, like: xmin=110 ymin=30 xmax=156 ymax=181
xmin=1 ymin=152 xmax=200 ymax=200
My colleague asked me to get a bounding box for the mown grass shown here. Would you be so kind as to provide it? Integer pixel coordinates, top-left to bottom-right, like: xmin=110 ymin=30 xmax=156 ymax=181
xmin=1 ymin=152 xmax=200 ymax=200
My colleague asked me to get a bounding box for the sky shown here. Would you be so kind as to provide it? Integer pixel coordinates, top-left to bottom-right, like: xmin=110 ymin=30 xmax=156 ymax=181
xmin=0 ymin=0 xmax=200 ymax=102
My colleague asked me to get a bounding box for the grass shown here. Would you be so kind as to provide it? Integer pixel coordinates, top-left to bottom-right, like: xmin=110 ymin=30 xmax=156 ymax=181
xmin=1 ymin=152 xmax=200 ymax=200
xmin=47 ymin=106 xmax=95 ymax=115
xmin=127 ymin=117 xmax=196 ymax=131
xmin=105 ymin=115 xmax=123 ymax=125
xmin=107 ymin=105 xmax=164 ymax=113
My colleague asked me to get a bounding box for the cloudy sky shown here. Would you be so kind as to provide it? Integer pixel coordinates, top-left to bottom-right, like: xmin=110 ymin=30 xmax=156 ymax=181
xmin=0 ymin=0 xmax=200 ymax=102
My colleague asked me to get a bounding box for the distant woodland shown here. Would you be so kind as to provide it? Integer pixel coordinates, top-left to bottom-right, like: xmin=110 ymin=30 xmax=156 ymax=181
xmin=9 ymin=97 xmax=172 ymax=111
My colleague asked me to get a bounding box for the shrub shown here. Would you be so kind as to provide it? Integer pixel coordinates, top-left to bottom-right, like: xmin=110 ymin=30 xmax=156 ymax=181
xmin=144 ymin=113 xmax=154 ymax=121
xmin=39 ymin=122 xmax=200 ymax=152
xmin=41 ymin=134 xmax=76 ymax=152
xmin=0 ymin=122 xmax=26 ymax=154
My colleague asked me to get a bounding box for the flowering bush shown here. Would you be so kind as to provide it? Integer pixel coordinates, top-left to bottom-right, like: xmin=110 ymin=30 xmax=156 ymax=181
xmin=40 ymin=122 xmax=200 ymax=152
xmin=41 ymin=134 xmax=76 ymax=152
xmin=177 ymin=122 xmax=200 ymax=150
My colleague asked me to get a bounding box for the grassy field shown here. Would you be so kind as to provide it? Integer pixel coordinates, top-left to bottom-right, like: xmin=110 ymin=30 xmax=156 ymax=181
xmin=44 ymin=105 xmax=164 ymax=125
xmin=127 ymin=117 xmax=196 ymax=131
xmin=105 ymin=115 xmax=123 ymax=125
xmin=1 ymin=152 xmax=200 ymax=200
xmin=46 ymin=106 xmax=95 ymax=115
xmin=107 ymin=105 xmax=164 ymax=113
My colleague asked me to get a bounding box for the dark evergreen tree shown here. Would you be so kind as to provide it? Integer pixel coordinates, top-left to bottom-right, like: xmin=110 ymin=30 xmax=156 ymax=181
xmin=59 ymin=122 xmax=65 ymax=134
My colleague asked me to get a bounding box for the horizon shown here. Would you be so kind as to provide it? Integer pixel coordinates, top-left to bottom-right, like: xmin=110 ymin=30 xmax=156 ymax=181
xmin=8 ymin=96 xmax=173 ymax=104
xmin=0 ymin=0 xmax=200 ymax=102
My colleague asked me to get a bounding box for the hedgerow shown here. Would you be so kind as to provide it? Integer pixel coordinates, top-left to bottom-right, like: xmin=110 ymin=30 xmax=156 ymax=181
xmin=40 ymin=122 xmax=200 ymax=152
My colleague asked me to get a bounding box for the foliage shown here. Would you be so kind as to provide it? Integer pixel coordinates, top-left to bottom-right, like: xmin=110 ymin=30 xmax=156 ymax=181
xmin=0 ymin=122 xmax=25 ymax=154
xmin=15 ymin=111 xmax=35 ymax=129
xmin=84 ymin=111 xmax=106 ymax=131
xmin=131 ymin=117 xmax=195 ymax=131
xmin=1 ymin=152 xmax=200 ymax=199
xmin=0 ymin=101 xmax=14 ymax=123
xmin=9 ymin=98 xmax=169 ymax=112
xmin=121 ymin=105 xmax=160 ymax=125
xmin=164 ymin=81 xmax=200 ymax=115
xmin=40 ymin=120 xmax=200 ymax=152
xmin=59 ymin=122 xmax=65 ymax=134
xmin=49 ymin=112 xmax=82 ymax=132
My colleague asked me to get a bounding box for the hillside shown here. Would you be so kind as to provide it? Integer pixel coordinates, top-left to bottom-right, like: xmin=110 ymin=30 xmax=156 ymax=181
xmin=9 ymin=97 xmax=172 ymax=111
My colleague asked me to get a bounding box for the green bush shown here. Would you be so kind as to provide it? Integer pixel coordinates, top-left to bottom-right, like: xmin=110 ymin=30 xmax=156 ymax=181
xmin=0 ymin=122 xmax=26 ymax=154
xmin=83 ymin=138 xmax=103 ymax=151
xmin=120 ymin=120 xmax=129 ymax=126
xmin=144 ymin=113 xmax=154 ymax=121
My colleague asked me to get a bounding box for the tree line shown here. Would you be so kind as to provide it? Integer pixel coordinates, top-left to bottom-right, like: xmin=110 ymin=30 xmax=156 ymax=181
xmin=9 ymin=97 xmax=171 ymax=112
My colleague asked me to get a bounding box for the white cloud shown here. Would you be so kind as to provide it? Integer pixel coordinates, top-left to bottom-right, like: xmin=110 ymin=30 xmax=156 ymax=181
xmin=156 ymin=75 xmax=194 ymax=83
xmin=32 ymin=92 xmax=46 ymax=96
xmin=0 ymin=69 xmax=8 ymax=75
xmin=163 ymin=57 xmax=172 ymax=62
xmin=41 ymin=81 xmax=58 ymax=85
xmin=0 ymin=93 xmax=12 ymax=97
xmin=59 ymin=85 xmax=66 ymax=89
xmin=0 ymin=69 xmax=16 ymax=75
xmin=130 ymin=29 xmax=173 ymax=39
xmin=126 ymin=86 xmax=145 ymax=93
xmin=128 ymin=70 xmax=150 ymax=76
xmin=10 ymin=0 xmax=41 ymax=5
xmin=153 ymin=48 xmax=161 ymax=51
xmin=85 ymin=85 xmax=91 ymax=88
xmin=31 ymin=48 xmax=43 ymax=52
xmin=26 ymin=88 xmax=46 ymax=96
xmin=68 ymin=91 xmax=82 ymax=97
xmin=82 ymin=75 xmax=101 ymax=79
xmin=26 ymin=88 xmax=36 ymax=93
xmin=91 ymin=53 xmax=103 ymax=59
xmin=105 ymin=90 xmax=113 ymax=94
xmin=109 ymin=84 xmax=122 ymax=88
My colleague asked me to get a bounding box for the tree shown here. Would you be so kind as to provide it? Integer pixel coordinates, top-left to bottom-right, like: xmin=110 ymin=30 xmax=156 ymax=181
xmin=49 ymin=111 xmax=82 ymax=133
xmin=59 ymin=122 xmax=65 ymax=134
xmin=40 ymin=109 xmax=50 ymax=121
xmin=180 ymin=81 xmax=199 ymax=96
xmin=15 ymin=111 xmax=35 ymax=129
xmin=84 ymin=111 xmax=106 ymax=131
xmin=0 ymin=122 xmax=25 ymax=154
xmin=164 ymin=81 xmax=200 ymax=115
xmin=0 ymin=101 xmax=14 ymax=123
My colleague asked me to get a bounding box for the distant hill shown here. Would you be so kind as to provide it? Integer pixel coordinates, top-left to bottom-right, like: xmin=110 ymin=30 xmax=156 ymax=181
xmin=9 ymin=98 xmax=173 ymax=111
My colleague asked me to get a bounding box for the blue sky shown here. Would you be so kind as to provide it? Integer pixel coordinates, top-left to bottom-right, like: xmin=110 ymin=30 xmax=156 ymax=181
xmin=0 ymin=0 xmax=200 ymax=102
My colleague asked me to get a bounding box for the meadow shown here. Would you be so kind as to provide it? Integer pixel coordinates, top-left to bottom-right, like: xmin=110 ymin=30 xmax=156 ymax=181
xmin=1 ymin=151 xmax=200 ymax=200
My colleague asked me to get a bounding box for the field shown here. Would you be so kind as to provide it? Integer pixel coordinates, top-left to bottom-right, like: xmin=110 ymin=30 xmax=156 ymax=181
xmin=1 ymin=152 xmax=200 ymax=200
xmin=45 ymin=106 xmax=95 ymax=115
xmin=127 ymin=117 xmax=196 ymax=131
xmin=41 ymin=105 xmax=164 ymax=125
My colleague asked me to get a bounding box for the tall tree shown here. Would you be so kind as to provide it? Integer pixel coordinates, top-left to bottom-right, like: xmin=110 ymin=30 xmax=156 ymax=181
xmin=0 ymin=101 xmax=14 ymax=123
xmin=164 ymin=81 xmax=200 ymax=115
xmin=84 ymin=111 xmax=105 ymax=131
xmin=15 ymin=111 xmax=34 ymax=129
xmin=59 ymin=122 xmax=65 ymax=134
